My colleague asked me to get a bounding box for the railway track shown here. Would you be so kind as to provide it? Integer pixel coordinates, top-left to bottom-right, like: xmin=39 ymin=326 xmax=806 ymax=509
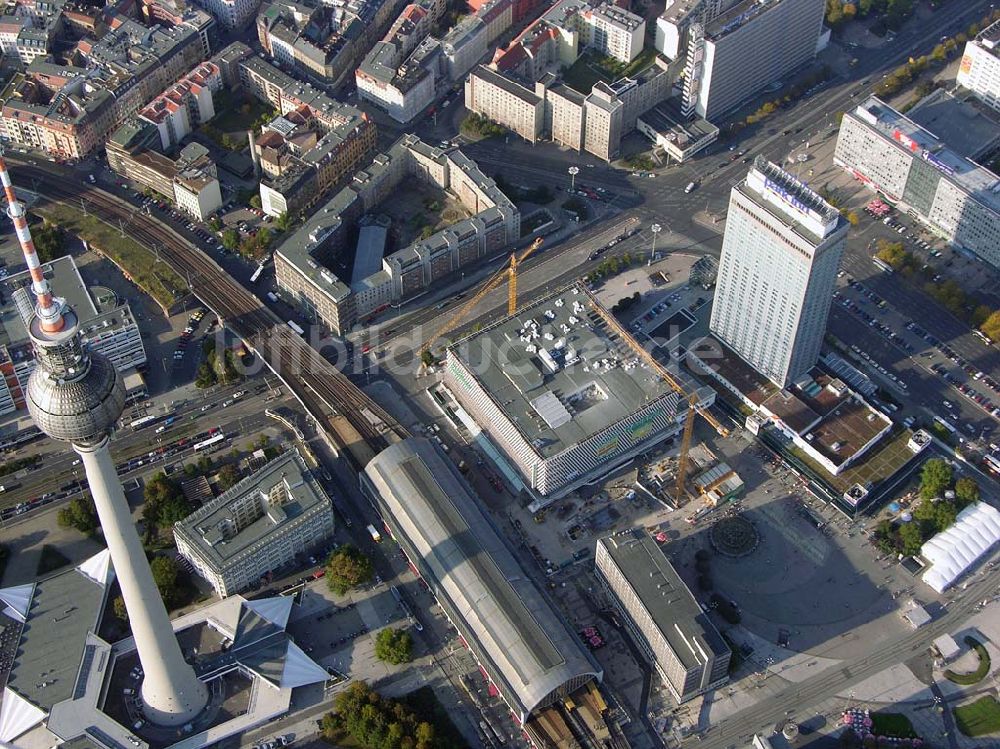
xmin=14 ymin=163 xmax=406 ymax=461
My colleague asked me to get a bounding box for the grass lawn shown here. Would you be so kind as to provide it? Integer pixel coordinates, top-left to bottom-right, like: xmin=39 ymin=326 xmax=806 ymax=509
xmin=210 ymin=93 xmax=274 ymax=134
xmin=562 ymin=48 xmax=660 ymax=93
xmin=35 ymin=202 xmax=185 ymax=311
xmin=563 ymin=53 xmax=612 ymax=93
xmin=870 ymin=712 xmax=917 ymax=738
xmin=954 ymin=696 xmax=1000 ymax=737
xmin=945 ymin=636 xmax=991 ymax=685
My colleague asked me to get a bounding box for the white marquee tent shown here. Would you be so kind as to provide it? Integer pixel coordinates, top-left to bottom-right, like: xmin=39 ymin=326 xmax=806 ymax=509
xmin=921 ymin=502 xmax=1000 ymax=593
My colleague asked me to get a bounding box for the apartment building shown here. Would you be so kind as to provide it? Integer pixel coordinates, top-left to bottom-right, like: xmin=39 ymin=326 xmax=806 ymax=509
xmin=275 ymin=135 xmax=518 ymax=334
xmin=465 ymin=55 xmax=670 ymax=161
xmin=0 ymin=14 xmax=207 ymax=158
xmin=108 ymin=124 xmax=223 ymax=219
xmin=195 ymin=0 xmax=261 ymax=29
xmin=710 ymin=158 xmax=847 ymax=387
xmin=355 ymin=0 xmax=444 ymax=122
xmin=834 ymin=96 xmax=1000 ymax=269
xmin=238 ymin=53 xmax=376 ymax=215
xmin=681 ymin=0 xmax=825 ymax=120
xmin=957 ymin=21 xmax=1000 ymax=113
xmin=581 ymin=3 xmax=644 ymax=63
xmin=595 ymin=531 xmax=730 ymax=703
xmin=138 ymin=61 xmax=222 ymax=150
xmin=464 ymin=65 xmax=544 ymax=142
xmin=175 ymin=451 xmax=335 ymax=597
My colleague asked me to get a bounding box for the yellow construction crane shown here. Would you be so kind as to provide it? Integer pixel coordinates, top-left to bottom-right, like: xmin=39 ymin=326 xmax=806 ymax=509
xmin=420 ymin=237 xmax=543 ymax=360
xmin=581 ymin=287 xmax=729 ymax=507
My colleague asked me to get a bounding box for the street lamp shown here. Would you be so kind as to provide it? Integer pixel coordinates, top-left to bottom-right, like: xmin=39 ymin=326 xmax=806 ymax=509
xmin=650 ymin=223 xmax=662 ymax=264
xmin=568 ymin=166 xmax=579 ymax=192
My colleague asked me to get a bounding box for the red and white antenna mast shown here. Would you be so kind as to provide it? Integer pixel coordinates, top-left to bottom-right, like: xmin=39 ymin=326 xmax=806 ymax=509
xmin=0 ymin=149 xmax=64 ymax=333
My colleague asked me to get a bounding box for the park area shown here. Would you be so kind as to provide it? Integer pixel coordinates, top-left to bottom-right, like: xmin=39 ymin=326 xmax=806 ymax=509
xmin=35 ymin=201 xmax=186 ymax=310
xmin=954 ymin=696 xmax=1000 ymax=737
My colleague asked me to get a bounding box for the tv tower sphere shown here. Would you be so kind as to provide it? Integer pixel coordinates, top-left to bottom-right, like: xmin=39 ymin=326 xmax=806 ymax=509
xmin=1 ymin=152 xmax=208 ymax=725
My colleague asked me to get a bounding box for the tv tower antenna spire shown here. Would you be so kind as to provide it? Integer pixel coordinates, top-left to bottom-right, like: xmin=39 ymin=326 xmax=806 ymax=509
xmin=0 ymin=150 xmax=208 ymax=725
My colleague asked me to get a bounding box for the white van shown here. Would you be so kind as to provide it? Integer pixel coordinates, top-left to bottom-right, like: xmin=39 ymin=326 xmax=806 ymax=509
xmin=685 ymin=182 xmax=696 ymax=194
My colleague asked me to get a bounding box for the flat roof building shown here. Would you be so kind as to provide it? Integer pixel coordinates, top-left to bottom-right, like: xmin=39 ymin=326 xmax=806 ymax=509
xmin=362 ymin=437 xmax=602 ymax=724
xmin=0 ymin=255 xmax=146 ymax=417
xmin=274 ymin=134 xmax=517 ymax=334
xmin=595 ymin=530 xmax=730 ymax=702
xmin=0 ymin=550 xmax=332 ymax=747
xmin=444 ymin=283 xmax=687 ymax=498
xmin=956 ymin=20 xmax=1000 ymax=113
xmin=710 ymin=158 xmax=847 ymax=387
xmin=636 ymin=99 xmax=719 ymax=162
xmin=174 ymin=450 xmax=335 ymax=597
xmin=834 ymin=96 xmax=1000 ymax=269
xmin=681 ymin=0 xmax=825 ymax=120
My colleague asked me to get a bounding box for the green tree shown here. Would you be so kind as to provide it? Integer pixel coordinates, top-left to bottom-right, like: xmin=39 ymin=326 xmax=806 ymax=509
xmin=374 ymin=627 xmax=413 ymax=665
xmin=919 ymin=458 xmax=953 ymax=499
xmin=195 ymin=361 xmax=217 ymax=388
xmin=846 ymin=210 xmax=859 ymax=227
xmin=208 ymin=216 xmax=223 ymax=232
xmin=275 ymin=212 xmax=292 ymax=232
xmin=57 ymin=496 xmax=98 ymax=534
xmin=143 ymin=473 xmax=191 ymax=530
xmin=980 ymin=310 xmax=1000 ymax=342
xmin=898 ymin=521 xmax=924 ymax=556
xmin=249 ymin=195 xmax=262 ymax=210
xmin=113 ymin=595 xmax=128 ymax=623
xmin=954 ymin=477 xmax=980 ymax=507
xmin=222 ymin=229 xmax=240 ymax=251
xmin=325 ymin=544 xmax=374 ymax=594
xmin=32 ymin=220 xmax=65 ymax=262
xmin=216 ymin=463 xmax=241 ymax=491
xmin=150 ymin=556 xmax=182 ymax=607
xmin=420 ymin=350 xmax=436 ymax=367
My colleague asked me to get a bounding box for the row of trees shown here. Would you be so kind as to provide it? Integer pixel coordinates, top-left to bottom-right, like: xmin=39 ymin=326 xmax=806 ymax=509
xmin=824 ymin=0 xmax=913 ymax=29
xmin=585 ymin=252 xmax=637 ymax=283
xmin=741 ymin=67 xmax=831 ymax=127
xmin=872 ymin=239 xmax=1000 ymax=339
xmin=0 ymin=456 xmax=38 ymax=478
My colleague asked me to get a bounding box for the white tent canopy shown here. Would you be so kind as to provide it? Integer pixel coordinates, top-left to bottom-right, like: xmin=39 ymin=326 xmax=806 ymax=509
xmin=0 ymin=584 xmax=34 ymax=623
xmin=0 ymin=687 xmax=46 ymax=743
xmin=922 ymin=502 xmax=1000 ymax=593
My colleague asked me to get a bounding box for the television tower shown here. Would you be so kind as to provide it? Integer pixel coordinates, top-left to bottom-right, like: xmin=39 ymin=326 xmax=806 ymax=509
xmin=0 ymin=153 xmax=208 ymax=725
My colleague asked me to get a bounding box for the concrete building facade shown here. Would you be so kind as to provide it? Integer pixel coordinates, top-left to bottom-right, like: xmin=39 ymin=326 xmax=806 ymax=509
xmin=174 ymin=450 xmax=335 ymax=597
xmin=443 ymin=284 xmax=688 ymax=499
xmin=681 ymin=0 xmax=825 ymax=120
xmin=957 ymin=20 xmax=1000 ymax=112
xmin=834 ymin=96 xmax=1000 ymax=269
xmin=595 ymin=531 xmax=730 ymax=703
xmin=710 ymin=158 xmax=847 ymax=387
